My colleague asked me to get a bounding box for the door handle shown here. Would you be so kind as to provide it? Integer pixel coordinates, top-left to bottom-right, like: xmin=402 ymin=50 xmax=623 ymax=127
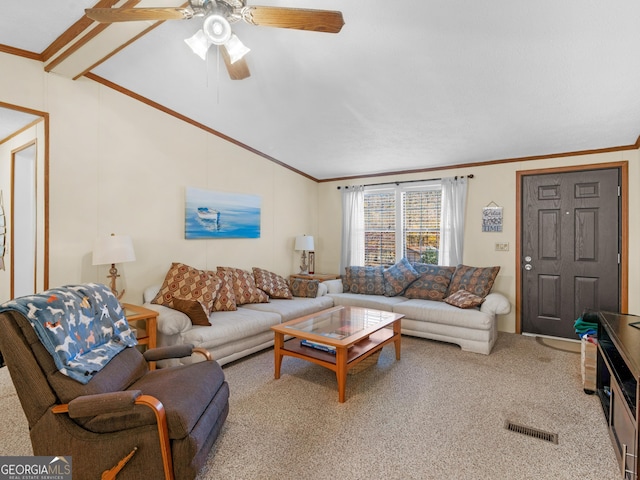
xmin=524 ymin=264 xmax=533 ymax=271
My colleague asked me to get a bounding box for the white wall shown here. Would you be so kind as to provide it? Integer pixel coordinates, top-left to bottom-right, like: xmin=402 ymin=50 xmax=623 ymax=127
xmin=2 ymin=51 xmax=638 ymax=335
xmin=318 ymin=150 xmax=640 ymax=333
xmin=1 ymin=52 xmax=318 ymax=304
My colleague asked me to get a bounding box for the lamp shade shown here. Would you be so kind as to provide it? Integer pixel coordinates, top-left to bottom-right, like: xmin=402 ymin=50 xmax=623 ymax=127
xmin=294 ymin=235 xmax=314 ymax=251
xmin=92 ymin=235 xmax=136 ymax=266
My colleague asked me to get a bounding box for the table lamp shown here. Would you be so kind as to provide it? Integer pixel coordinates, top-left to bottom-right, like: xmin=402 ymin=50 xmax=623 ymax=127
xmin=295 ymin=235 xmax=314 ymax=275
xmin=92 ymin=234 xmax=136 ymax=299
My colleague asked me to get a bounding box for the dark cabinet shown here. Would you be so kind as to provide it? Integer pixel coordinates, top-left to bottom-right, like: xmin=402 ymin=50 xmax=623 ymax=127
xmin=597 ymin=311 xmax=640 ymax=479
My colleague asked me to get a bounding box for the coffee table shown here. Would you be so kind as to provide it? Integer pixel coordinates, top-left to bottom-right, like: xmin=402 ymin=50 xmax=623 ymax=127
xmin=271 ymin=305 xmax=403 ymax=402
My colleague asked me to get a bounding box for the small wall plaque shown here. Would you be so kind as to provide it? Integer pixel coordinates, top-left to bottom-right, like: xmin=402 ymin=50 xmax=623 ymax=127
xmin=482 ymin=202 xmax=503 ymax=233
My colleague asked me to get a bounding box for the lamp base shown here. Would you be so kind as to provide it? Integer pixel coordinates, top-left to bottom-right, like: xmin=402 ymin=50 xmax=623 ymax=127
xmin=107 ymin=264 xmax=125 ymax=300
xmin=299 ymin=251 xmax=309 ymax=275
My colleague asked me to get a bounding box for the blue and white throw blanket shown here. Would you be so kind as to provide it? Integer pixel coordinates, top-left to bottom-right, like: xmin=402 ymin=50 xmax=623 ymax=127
xmin=0 ymin=283 xmax=137 ymax=384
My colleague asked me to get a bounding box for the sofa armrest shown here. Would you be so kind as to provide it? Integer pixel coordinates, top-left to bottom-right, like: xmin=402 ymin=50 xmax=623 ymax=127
xmin=324 ymin=279 xmax=343 ymax=294
xmin=142 ymin=302 xmax=192 ymax=336
xmin=480 ymin=293 xmax=511 ymax=316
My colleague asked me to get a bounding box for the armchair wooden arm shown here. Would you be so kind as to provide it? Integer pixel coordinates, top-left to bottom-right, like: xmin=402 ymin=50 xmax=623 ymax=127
xmin=193 ymin=347 xmax=213 ymax=361
xmin=52 ymin=394 xmax=174 ymax=480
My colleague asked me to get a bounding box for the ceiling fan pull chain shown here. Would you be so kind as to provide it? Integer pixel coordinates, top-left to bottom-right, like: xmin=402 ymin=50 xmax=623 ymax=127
xmin=215 ymin=47 xmax=221 ymax=104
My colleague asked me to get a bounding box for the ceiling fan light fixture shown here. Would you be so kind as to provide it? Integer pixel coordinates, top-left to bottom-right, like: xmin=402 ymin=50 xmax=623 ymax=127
xmin=184 ymin=29 xmax=211 ymax=60
xmin=225 ymin=34 xmax=250 ymax=64
xmin=203 ymin=13 xmax=232 ymax=45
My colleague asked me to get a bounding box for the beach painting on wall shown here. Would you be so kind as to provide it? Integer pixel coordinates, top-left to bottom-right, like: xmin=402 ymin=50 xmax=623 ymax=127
xmin=185 ymin=187 xmax=261 ymax=239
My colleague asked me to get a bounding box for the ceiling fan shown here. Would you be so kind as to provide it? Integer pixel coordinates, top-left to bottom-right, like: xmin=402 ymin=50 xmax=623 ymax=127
xmin=85 ymin=0 xmax=345 ymax=80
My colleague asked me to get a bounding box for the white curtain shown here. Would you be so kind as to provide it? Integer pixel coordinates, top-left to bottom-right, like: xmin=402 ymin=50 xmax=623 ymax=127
xmin=340 ymin=185 xmax=365 ymax=273
xmin=439 ymin=177 xmax=468 ymax=266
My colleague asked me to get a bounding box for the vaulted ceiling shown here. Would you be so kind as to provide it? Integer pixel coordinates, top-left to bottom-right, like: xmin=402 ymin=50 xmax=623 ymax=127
xmin=2 ymin=1 xmax=640 ymax=180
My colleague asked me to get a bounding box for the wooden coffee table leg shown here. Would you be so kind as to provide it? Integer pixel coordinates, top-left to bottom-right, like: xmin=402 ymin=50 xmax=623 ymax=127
xmin=393 ymin=319 xmax=402 ymax=360
xmin=274 ymin=332 xmax=284 ymax=379
xmin=336 ymin=346 xmax=348 ymax=403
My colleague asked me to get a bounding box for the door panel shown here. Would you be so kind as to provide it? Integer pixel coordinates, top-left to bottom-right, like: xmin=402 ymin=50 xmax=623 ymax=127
xmin=538 ymin=275 xmax=560 ymax=319
xmin=521 ymin=168 xmax=620 ymax=338
xmin=539 ymin=209 xmax=560 ymax=259
xmin=575 ymin=208 xmax=597 ymax=260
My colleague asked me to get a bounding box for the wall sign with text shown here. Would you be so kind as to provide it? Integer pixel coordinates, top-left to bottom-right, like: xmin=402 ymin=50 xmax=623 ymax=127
xmin=482 ymin=204 xmax=503 ymax=232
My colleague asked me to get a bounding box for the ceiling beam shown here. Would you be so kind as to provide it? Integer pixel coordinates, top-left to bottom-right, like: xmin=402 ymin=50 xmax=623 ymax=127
xmin=43 ymin=0 xmax=185 ymax=80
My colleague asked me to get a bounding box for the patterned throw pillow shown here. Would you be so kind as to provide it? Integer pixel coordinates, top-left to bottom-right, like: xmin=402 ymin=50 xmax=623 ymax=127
xmin=447 ymin=265 xmax=501 ymax=298
xmin=404 ymin=263 xmax=457 ymax=301
xmin=342 ymin=266 xmax=385 ymax=295
xmin=151 ymin=262 xmax=221 ymax=316
xmin=218 ymin=267 xmax=269 ymax=305
xmin=383 ymin=258 xmax=420 ymax=296
xmin=444 ymin=289 xmax=485 ymax=309
xmin=252 ymin=267 xmax=292 ymax=299
xmin=212 ymin=268 xmax=237 ymax=312
xmin=172 ymin=298 xmax=211 ymax=326
xmin=290 ymin=278 xmax=319 ymax=298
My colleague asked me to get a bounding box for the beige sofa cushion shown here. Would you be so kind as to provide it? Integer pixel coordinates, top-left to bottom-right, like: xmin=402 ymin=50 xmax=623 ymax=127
xmin=240 ymin=296 xmax=334 ymax=322
xmin=329 ymin=292 xmax=407 ymax=312
xmin=392 ymin=299 xmax=493 ymax=330
xmin=181 ymin=308 xmax=281 ymax=350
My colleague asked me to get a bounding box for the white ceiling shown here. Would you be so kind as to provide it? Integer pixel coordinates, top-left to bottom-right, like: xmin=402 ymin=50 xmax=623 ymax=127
xmin=0 ymin=107 xmax=40 ymax=143
xmin=2 ymin=1 xmax=640 ymax=180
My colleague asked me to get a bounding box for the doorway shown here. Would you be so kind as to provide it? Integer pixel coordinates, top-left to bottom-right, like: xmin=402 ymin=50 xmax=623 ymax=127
xmin=517 ymin=163 xmax=627 ymax=339
xmin=0 ymin=102 xmax=49 ymax=300
xmin=11 ymin=142 xmax=37 ymax=297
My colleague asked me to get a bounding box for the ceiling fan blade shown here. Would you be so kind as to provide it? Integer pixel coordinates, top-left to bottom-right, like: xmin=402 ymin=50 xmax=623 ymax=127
xmin=221 ymin=46 xmax=251 ymax=80
xmin=85 ymin=7 xmax=193 ymax=23
xmin=245 ymin=6 xmax=344 ymax=33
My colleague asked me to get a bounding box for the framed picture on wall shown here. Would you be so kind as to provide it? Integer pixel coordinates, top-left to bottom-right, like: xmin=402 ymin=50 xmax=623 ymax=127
xmin=308 ymin=251 xmax=315 ymax=274
xmin=185 ymin=187 xmax=261 ymax=239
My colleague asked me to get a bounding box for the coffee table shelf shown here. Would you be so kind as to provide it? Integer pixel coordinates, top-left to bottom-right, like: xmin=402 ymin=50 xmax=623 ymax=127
xmin=283 ymin=328 xmax=394 ymax=365
xmin=271 ymin=306 xmax=403 ymax=402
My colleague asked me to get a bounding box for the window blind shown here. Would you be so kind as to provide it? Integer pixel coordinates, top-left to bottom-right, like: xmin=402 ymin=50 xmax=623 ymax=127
xmin=402 ymin=188 xmax=441 ymax=264
xmin=363 ymin=183 xmax=442 ymax=267
xmin=364 ymin=190 xmax=396 ymax=267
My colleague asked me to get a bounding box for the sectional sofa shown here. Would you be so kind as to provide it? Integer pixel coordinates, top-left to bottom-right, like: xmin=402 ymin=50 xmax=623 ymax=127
xmin=325 ymin=283 xmax=510 ymax=355
xmin=143 ymin=284 xmax=334 ymax=367
xmin=142 ymin=261 xmax=511 ymax=366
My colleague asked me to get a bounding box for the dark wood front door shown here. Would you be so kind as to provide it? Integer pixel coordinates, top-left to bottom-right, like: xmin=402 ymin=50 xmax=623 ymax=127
xmin=521 ymin=167 xmax=620 ymax=339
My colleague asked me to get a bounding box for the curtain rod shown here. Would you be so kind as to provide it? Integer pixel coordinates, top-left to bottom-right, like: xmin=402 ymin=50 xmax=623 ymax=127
xmin=336 ymin=174 xmax=474 ymax=189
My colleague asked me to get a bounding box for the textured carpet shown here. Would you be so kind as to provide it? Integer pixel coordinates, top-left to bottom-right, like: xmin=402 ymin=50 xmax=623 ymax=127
xmin=535 ymin=336 xmax=583 ymax=353
xmin=0 ymin=333 xmax=620 ymax=479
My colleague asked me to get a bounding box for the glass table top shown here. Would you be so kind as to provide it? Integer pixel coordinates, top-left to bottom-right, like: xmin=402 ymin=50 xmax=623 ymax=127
xmin=283 ymin=306 xmax=399 ymax=341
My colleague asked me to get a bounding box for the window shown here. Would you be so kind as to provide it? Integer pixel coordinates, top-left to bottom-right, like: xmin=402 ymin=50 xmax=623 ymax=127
xmin=364 ymin=183 xmax=442 ymax=267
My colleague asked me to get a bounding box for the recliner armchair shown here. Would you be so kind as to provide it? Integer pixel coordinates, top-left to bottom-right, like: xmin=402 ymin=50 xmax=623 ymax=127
xmin=0 ymin=284 xmax=229 ymax=480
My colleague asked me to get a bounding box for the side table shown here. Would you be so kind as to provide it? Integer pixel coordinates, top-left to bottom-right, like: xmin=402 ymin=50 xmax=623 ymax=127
xmin=123 ymin=303 xmax=158 ymax=370
xmin=290 ymin=273 xmax=341 ymax=282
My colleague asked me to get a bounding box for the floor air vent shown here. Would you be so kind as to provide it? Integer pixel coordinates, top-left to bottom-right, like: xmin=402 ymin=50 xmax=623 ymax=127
xmin=505 ymin=420 xmax=558 ymax=444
